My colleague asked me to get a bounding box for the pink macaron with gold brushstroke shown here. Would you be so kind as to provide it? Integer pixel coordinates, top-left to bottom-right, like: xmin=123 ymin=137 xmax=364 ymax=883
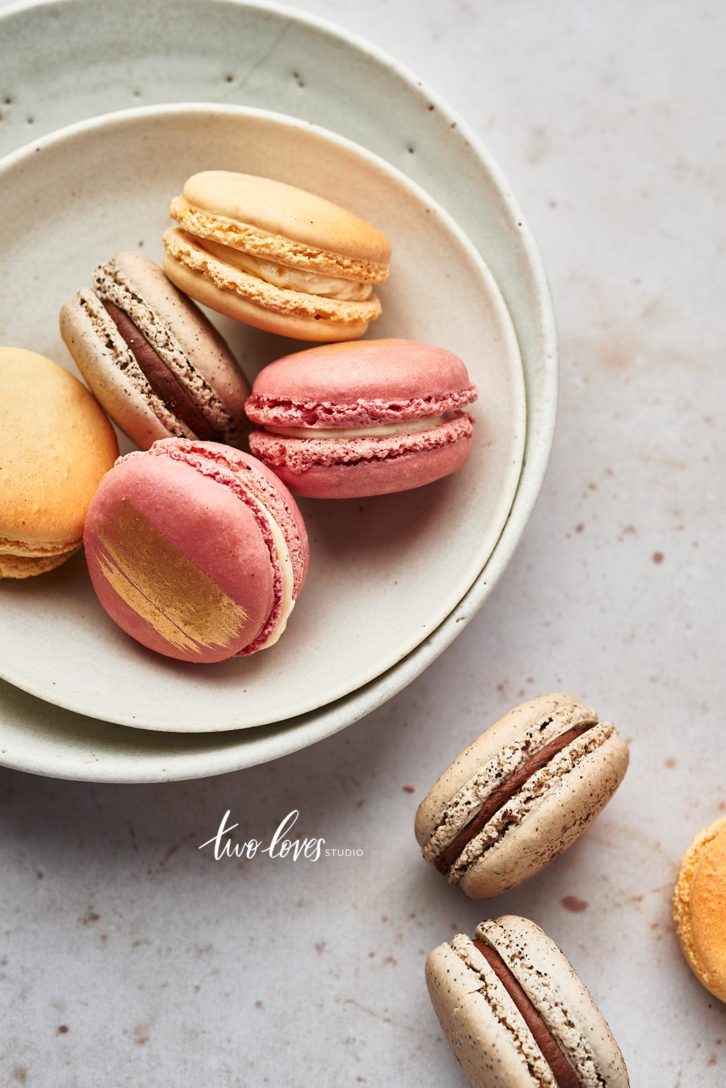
xmin=246 ymin=338 xmax=478 ymax=499
xmin=83 ymin=439 xmax=308 ymax=663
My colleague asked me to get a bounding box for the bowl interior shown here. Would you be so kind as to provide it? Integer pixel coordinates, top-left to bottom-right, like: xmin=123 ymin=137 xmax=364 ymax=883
xmin=0 ymin=105 xmax=525 ymax=732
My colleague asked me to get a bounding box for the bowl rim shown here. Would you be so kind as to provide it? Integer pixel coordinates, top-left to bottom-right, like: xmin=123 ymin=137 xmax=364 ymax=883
xmin=0 ymin=99 xmax=527 ymax=729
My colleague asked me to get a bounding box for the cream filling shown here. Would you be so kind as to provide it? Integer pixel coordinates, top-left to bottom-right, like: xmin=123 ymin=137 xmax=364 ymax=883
xmin=197 ymin=238 xmax=374 ymax=301
xmin=263 ymin=414 xmax=451 ymax=440
xmin=253 ymin=502 xmax=296 ymax=651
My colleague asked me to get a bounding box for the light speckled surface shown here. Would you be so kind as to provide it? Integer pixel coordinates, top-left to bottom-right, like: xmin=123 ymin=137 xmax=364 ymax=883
xmin=1 ymin=1 xmax=725 ymax=1086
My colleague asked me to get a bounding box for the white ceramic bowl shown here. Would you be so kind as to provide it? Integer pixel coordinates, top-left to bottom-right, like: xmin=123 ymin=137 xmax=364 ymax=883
xmin=0 ymin=103 xmax=525 ymax=730
xmin=0 ymin=0 xmax=557 ymax=779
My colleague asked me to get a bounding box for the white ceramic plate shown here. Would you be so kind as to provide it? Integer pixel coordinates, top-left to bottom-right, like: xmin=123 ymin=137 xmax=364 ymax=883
xmin=0 ymin=0 xmax=556 ymax=777
xmin=0 ymin=104 xmax=525 ymax=731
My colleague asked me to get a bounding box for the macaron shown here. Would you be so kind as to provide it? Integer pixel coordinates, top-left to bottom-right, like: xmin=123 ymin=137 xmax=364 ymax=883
xmin=426 ymin=915 xmax=630 ymax=1088
xmin=162 ymin=170 xmax=390 ymax=341
xmin=60 ymin=251 xmax=249 ymax=450
xmin=83 ymin=438 xmax=309 ymax=663
xmin=673 ymin=815 xmax=726 ymax=1002
xmin=0 ymin=347 xmax=118 ymax=578
xmin=415 ymin=693 xmax=629 ymax=898
xmin=246 ymin=338 xmax=478 ymax=498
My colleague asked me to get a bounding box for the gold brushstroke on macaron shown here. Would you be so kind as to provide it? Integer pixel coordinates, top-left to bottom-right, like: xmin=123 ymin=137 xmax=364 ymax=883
xmin=97 ymin=499 xmax=248 ymax=654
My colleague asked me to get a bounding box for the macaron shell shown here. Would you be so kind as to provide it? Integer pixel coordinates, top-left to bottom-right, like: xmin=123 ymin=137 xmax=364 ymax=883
xmin=479 ymin=916 xmax=630 ymax=1087
xmin=60 ymin=292 xmax=179 ymax=449
xmin=426 ymin=940 xmax=550 ymax=1088
xmin=457 ymin=726 xmax=629 ymax=898
xmin=0 ymin=347 xmax=118 ymax=552
xmin=102 ymin=251 xmax=250 ymax=424
xmin=415 ymin=694 xmax=579 ymax=847
xmin=250 ymin=424 xmax=473 ymax=498
xmin=180 ymin=170 xmax=391 ymax=267
xmin=163 ymin=247 xmax=371 ymax=343
xmin=249 ymin=338 xmax=474 ymax=405
xmin=152 ymin=440 xmax=309 ymax=598
xmin=84 ymin=453 xmax=274 ymax=663
xmin=673 ymin=816 xmax=726 ymax=1002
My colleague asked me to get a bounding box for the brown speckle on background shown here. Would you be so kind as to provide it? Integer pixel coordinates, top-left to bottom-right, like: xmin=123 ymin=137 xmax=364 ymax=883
xmin=561 ymin=895 xmax=589 ymax=913
xmin=56 ymin=1025 xmax=69 ymax=1035
xmin=652 ymin=551 xmax=665 ymax=564
xmin=600 ymin=337 xmax=633 ymax=371
xmin=402 ymin=785 xmax=416 ymax=794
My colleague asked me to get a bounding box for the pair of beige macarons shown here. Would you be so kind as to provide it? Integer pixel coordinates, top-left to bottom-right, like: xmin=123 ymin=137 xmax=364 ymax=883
xmin=414 ymin=691 xmax=631 ymax=1088
xmin=416 ymin=690 xmax=726 ymax=1086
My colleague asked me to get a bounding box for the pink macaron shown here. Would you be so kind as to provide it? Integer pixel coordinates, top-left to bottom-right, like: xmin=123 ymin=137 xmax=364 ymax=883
xmin=83 ymin=439 xmax=309 ymax=663
xmin=245 ymin=338 xmax=478 ymax=499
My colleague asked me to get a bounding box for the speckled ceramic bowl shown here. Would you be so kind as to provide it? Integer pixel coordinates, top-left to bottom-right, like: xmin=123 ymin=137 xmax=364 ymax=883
xmin=0 ymin=0 xmax=557 ymax=780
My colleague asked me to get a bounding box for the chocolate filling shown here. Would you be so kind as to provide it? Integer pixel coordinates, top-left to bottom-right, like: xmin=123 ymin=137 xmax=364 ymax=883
xmin=473 ymin=939 xmax=582 ymax=1088
xmin=103 ymin=301 xmax=218 ymax=440
xmin=434 ymin=723 xmax=592 ymax=875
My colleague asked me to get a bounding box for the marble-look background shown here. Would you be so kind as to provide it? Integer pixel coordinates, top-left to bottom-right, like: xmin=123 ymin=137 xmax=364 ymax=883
xmin=1 ymin=1 xmax=724 ymax=1085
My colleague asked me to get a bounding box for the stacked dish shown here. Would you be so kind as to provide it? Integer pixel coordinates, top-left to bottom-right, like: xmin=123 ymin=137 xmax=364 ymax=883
xmin=0 ymin=0 xmax=556 ymax=782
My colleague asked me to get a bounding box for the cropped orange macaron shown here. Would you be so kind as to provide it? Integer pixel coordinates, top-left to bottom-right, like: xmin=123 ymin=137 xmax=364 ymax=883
xmin=673 ymin=815 xmax=726 ymax=1002
xmin=0 ymin=347 xmax=118 ymax=578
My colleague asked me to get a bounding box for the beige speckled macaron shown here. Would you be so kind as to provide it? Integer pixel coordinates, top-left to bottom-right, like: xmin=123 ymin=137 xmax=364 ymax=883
xmin=673 ymin=815 xmax=726 ymax=1002
xmin=162 ymin=171 xmax=391 ymax=342
xmin=426 ymin=915 xmax=630 ymax=1088
xmin=415 ymin=693 xmax=629 ymax=898
xmin=60 ymin=251 xmax=249 ymax=450
xmin=0 ymin=347 xmax=118 ymax=578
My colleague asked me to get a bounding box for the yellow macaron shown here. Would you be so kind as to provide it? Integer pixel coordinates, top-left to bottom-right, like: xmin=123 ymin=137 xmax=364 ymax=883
xmin=673 ymin=814 xmax=726 ymax=1002
xmin=0 ymin=347 xmax=119 ymax=578
xmin=162 ymin=171 xmax=391 ymax=342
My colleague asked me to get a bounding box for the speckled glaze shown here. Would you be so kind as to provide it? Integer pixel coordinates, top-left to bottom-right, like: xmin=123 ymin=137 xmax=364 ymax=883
xmin=415 ymin=694 xmax=630 ymax=898
xmin=426 ymin=916 xmax=630 ymax=1088
xmin=0 ymin=0 xmax=554 ymax=775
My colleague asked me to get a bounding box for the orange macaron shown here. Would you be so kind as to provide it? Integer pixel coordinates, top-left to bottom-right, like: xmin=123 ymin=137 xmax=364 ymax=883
xmin=163 ymin=171 xmax=391 ymax=342
xmin=673 ymin=815 xmax=726 ymax=1002
xmin=0 ymin=347 xmax=118 ymax=578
